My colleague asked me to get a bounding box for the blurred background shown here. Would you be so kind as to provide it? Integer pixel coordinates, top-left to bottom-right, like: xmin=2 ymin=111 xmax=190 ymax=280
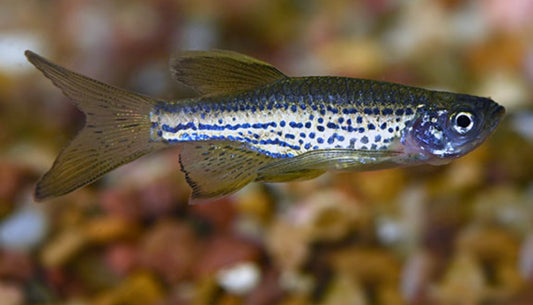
xmin=1 ymin=0 xmax=533 ymax=304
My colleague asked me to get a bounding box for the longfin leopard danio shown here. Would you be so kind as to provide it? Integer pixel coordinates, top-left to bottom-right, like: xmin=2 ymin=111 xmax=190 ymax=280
xmin=25 ymin=50 xmax=504 ymax=203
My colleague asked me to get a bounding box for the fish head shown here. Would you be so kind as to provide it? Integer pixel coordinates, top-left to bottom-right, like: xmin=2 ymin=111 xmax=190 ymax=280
xmin=403 ymin=93 xmax=505 ymax=165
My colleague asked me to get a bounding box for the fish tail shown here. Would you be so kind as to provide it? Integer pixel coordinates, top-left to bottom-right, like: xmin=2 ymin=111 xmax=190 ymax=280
xmin=25 ymin=51 xmax=161 ymax=201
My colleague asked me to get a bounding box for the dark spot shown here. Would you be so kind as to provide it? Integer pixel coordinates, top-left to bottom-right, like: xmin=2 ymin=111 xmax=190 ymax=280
xmin=382 ymin=108 xmax=393 ymax=115
xmin=343 ymin=108 xmax=357 ymax=114
xmin=285 ymin=134 xmax=295 ymax=139
xmin=327 ymin=122 xmax=339 ymax=129
xmin=289 ymin=122 xmax=303 ymax=128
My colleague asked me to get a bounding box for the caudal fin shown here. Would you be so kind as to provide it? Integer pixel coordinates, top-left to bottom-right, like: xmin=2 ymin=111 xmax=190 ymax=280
xmin=26 ymin=51 xmax=161 ymax=201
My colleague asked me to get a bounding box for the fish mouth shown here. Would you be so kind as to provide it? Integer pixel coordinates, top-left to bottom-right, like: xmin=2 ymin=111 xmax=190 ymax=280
xmin=493 ymin=104 xmax=505 ymax=118
xmin=488 ymin=104 xmax=505 ymax=131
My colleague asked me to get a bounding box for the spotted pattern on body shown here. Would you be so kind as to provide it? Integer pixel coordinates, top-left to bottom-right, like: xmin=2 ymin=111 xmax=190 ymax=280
xmin=150 ymin=77 xmax=420 ymax=158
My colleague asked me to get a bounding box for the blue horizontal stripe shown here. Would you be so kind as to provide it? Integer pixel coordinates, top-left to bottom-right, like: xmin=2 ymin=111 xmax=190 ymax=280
xmin=162 ymin=122 xmax=196 ymax=133
xmin=165 ymin=133 xmax=300 ymax=158
xmin=164 ymin=121 xmax=279 ymax=133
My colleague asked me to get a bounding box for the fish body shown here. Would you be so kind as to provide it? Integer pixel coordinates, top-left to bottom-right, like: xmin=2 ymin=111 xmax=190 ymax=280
xmin=152 ymin=77 xmax=417 ymax=158
xmin=25 ymin=50 xmax=504 ymax=202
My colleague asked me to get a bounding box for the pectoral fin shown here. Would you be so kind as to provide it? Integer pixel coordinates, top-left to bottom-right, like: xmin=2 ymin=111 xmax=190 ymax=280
xmin=169 ymin=50 xmax=287 ymax=96
xmin=178 ymin=141 xmax=273 ymax=203
xmin=257 ymin=149 xmax=402 ymax=182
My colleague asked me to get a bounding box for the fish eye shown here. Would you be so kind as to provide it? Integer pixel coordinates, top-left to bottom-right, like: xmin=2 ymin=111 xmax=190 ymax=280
xmin=452 ymin=111 xmax=475 ymax=135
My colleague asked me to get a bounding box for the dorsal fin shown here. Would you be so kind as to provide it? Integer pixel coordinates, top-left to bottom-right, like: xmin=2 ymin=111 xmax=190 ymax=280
xmin=169 ymin=50 xmax=288 ymax=96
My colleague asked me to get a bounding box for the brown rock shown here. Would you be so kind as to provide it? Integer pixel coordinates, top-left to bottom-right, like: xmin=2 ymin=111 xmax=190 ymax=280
xmin=137 ymin=178 xmax=186 ymax=217
xmin=140 ymin=220 xmax=200 ymax=283
xmin=266 ymin=221 xmax=309 ymax=271
xmin=104 ymin=243 xmax=139 ymax=276
xmin=0 ymin=250 xmax=33 ymax=281
xmin=40 ymin=228 xmax=88 ymax=267
xmin=0 ymin=162 xmax=33 ymax=210
xmin=245 ymin=269 xmax=285 ymax=305
xmin=84 ymin=216 xmax=140 ymax=243
xmin=194 ymin=235 xmax=261 ymax=277
xmin=189 ymin=198 xmax=237 ymax=232
xmin=92 ymin=272 xmax=164 ymax=305
xmin=0 ymin=282 xmax=23 ymax=305
xmin=99 ymin=189 xmax=142 ymax=221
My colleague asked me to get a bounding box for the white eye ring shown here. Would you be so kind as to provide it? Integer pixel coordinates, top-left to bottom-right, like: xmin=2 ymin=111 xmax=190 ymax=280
xmin=453 ymin=112 xmax=475 ymax=135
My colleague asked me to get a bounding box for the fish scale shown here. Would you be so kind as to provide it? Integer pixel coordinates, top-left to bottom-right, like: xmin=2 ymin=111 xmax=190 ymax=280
xmin=151 ymin=77 xmax=418 ymax=158
xmin=25 ymin=50 xmax=504 ymax=202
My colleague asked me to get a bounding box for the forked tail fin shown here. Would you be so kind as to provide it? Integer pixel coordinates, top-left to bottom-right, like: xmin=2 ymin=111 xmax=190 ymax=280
xmin=26 ymin=51 xmax=162 ymax=201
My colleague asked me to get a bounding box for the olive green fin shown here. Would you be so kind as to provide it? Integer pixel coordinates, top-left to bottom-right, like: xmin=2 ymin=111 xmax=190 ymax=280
xmin=25 ymin=50 xmax=162 ymax=201
xmin=169 ymin=50 xmax=288 ymax=96
xmin=255 ymin=168 xmax=325 ymax=183
xmin=257 ymin=149 xmax=403 ymax=181
xmin=178 ymin=141 xmax=273 ymax=203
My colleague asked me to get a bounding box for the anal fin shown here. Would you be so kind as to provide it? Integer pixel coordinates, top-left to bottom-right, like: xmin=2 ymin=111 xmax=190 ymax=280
xmin=178 ymin=141 xmax=273 ymax=203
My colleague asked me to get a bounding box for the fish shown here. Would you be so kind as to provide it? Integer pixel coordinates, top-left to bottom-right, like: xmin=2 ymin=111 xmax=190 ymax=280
xmin=25 ymin=50 xmax=505 ymax=203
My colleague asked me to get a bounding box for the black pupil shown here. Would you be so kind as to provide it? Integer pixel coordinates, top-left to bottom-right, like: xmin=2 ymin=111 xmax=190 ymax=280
xmin=456 ymin=114 xmax=471 ymax=128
